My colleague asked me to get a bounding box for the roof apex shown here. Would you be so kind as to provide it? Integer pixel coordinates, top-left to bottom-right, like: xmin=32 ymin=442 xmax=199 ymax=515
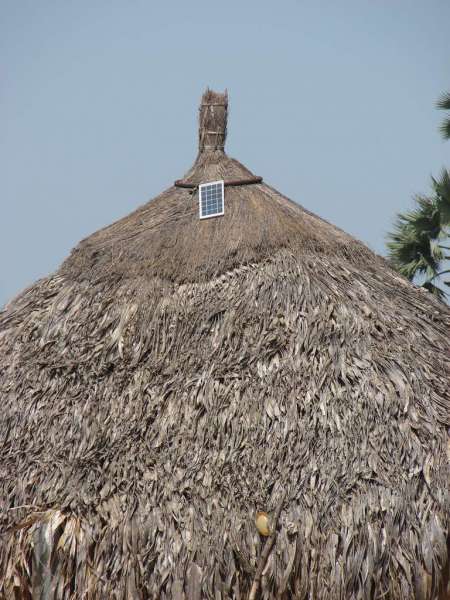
xmin=198 ymin=88 xmax=228 ymax=153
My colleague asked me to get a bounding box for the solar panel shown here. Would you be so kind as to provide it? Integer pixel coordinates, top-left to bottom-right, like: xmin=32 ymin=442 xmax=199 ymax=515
xmin=199 ymin=180 xmax=224 ymax=219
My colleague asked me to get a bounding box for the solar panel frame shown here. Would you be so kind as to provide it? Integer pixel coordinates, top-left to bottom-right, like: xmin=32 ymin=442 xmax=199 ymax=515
xmin=199 ymin=180 xmax=225 ymax=219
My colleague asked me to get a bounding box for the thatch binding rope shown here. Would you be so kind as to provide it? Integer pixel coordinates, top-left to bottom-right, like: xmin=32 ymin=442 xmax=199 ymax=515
xmin=174 ymin=176 xmax=263 ymax=188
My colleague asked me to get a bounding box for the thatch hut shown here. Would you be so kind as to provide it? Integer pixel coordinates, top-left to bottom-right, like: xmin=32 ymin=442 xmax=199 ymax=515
xmin=1 ymin=89 xmax=449 ymax=600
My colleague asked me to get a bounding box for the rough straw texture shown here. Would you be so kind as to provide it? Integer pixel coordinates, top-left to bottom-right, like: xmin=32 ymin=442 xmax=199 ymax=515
xmin=1 ymin=90 xmax=449 ymax=600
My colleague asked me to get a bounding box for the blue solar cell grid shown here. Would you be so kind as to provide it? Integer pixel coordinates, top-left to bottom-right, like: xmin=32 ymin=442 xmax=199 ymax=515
xmin=199 ymin=181 xmax=224 ymax=218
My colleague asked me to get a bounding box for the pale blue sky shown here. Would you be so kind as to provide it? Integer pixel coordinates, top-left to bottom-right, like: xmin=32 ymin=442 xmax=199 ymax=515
xmin=1 ymin=1 xmax=449 ymax=307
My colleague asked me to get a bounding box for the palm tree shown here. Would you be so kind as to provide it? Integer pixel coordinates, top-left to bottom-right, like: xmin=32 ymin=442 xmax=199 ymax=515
xmin=387 ymin=169 xmax=450 ymax=301
xmin=437 ymin=91 xmax=450 ymax=140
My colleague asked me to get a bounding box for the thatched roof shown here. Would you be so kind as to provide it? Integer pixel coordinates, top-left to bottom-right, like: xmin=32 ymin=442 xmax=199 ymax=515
xmin=1 ymin=89 xmax=449 ymax=600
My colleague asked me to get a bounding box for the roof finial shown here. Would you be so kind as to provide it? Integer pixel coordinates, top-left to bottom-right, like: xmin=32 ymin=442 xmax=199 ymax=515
xmin=198 ymin=88 xmax=228 ymax=153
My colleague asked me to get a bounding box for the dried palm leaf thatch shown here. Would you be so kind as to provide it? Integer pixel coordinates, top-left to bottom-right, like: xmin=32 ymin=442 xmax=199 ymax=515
xmin=1 ymin=89 xmax=450 ymax=600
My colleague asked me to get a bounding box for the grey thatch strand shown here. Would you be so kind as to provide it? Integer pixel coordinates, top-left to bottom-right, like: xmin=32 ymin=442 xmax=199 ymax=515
xmin=0 ymin=89 xmax=449 ymax=599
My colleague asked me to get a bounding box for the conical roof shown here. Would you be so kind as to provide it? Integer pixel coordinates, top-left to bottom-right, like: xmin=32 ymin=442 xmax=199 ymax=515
xmin=62 ymin=89 xmax=372 ymax=285
xmin=1 ymin=90 xmax=449 ymax=600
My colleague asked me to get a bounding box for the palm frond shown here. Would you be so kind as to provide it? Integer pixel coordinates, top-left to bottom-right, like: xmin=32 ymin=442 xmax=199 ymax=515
xmin=437 ymin=92 xmax=450 ymax=140
xmin=436 ymin=91 xmax=450 ymax=111
xmin=431 ymin=169 xmax=450 ymax=225
xmin=386 ymin=215 xmax=441 ymax=280
xmin=438 ymin=119 xmax=450 ymax=141
xmin=422 ymin=280 xmax=446 ymax=301
xmin=386 ymin=172 xmax=450 ymax=303
xmin=407 ymin=195 xmax=441 ymax=238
